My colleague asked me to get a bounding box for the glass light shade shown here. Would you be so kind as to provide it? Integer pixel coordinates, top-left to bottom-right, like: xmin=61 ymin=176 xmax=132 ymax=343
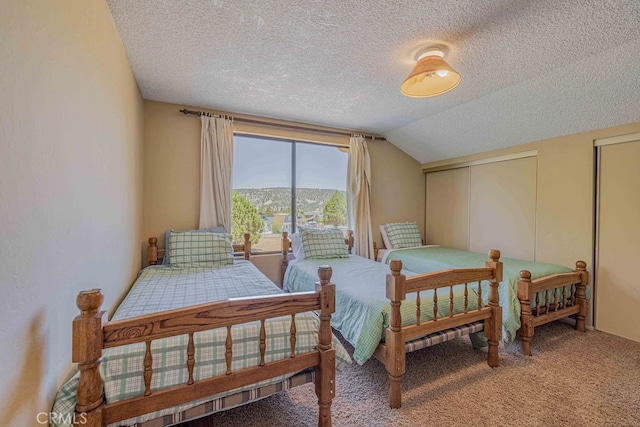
xmin=400 ymin=53 xmax=461 ymax=98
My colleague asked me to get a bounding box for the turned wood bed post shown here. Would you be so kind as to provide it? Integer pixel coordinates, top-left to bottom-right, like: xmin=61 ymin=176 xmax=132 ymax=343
xmin=517 ymin=270 xmax=534 ymax=356
xmin=484 ymin=250 xmax=503 ymax=367
xmin=242 ymin=232 xmax=251 ymax=260
xmin=346 ymin=230 xmax=354 ymax=253
xmin=72 ymin=289 xmax=106 ymax=427
xmin=315 ymin=266 xmax=336 ymax=427
xmin=574 ymin=261 xmax=588 ymax=332
xmin=386 ymin=260 xmax=406 ymax=409
xmin=148 ymin=237 xmax=158 ymax=265
xmin=281 ymin=231 xmax=290 ymax=286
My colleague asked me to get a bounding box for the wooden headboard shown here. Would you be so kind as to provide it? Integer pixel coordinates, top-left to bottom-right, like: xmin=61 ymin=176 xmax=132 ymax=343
xmin=147 ymin=233 xmax=252 ymax=265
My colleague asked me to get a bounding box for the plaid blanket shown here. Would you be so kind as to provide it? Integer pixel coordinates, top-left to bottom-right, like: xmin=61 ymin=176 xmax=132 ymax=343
xmin=51 ymin=261 xmax=351 ymax=426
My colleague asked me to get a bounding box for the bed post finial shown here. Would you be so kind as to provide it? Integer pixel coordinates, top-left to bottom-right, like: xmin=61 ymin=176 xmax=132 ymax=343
xmin=148 ymin=237 xmax=158 ymax=265
xmin=574 ymin=261 xmax=588 ymax=333
xmin=318 ymin=265 xmax=333 ymax=285
xmin=243 ymin=233 xmax=251 ymax=260
xmin=73 ymin=289 xmax=106 ymax=426
xmin=489 ymin=249 xmax=500 ymax=262
xmin=315 ymin=265 xmax=335 ymax=426
xmin=517 ymin=269 xmax=534 ymax=356
xmin=389 ymin=259 xmax=402 ymax=276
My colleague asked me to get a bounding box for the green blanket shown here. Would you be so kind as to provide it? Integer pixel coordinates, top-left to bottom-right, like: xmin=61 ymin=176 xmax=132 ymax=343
xmin=383 ymin=246 xmax=575 ymax=343
xmin=286 ymin=256 xmax=483 ymax=365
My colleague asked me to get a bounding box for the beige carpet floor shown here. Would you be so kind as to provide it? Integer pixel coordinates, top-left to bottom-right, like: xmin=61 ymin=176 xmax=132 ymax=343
xmin=181 ymin=322 xmax=640 ymax=427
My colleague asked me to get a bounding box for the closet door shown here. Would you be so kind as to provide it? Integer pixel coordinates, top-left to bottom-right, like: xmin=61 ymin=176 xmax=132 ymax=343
xmin=469 ymin=157 xmax=537 ymax=260
xmin=596 ymin=139 xmax=640 ymax=342
xmin=425 ymin=167 xmax=469 ymax=249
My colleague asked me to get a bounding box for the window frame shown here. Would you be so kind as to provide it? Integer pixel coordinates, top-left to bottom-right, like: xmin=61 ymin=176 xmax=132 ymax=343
xmin=232 ymin=132 xmax=348 ymax=254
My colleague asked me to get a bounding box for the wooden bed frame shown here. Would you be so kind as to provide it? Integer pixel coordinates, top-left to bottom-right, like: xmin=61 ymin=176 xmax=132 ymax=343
xmin=517 ymin=261 xmax=588 ymax=355
xmin=72 ymin=236 xmax=337 ymax=427
xmin=281 ymin=232 xmax=502 ymax=409
xmin=373 ymin=241 xmax=589 ymax=356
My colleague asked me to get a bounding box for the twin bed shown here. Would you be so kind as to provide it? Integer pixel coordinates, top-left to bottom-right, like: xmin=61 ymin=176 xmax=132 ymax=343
xmin=282 ymin=225 xmax=589 ymax=407
xmin=53 ymin=232 xmax=351 ymax=427
xmin=282 ymin=229 xmax=502 ymax=408
xmin=374 ymin=221 xmax=589 ymax=355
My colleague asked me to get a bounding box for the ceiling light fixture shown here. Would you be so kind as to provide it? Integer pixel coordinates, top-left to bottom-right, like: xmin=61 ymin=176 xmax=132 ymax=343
xmin=400 ymin=47 xmax=461 ymax=98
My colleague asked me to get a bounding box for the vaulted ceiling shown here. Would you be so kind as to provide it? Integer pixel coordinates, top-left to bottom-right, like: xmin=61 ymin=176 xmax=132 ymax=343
xmin=107 ymin=0 xmax=640 ymax=163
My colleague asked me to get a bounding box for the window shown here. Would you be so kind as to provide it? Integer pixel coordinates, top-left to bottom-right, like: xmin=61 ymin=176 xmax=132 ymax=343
xmin=232 ymin=134 xmax=348 ymax=253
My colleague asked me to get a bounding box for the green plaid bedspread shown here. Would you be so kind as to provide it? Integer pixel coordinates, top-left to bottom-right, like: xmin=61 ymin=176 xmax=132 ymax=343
xmin=52 ymin=261 xmax=351 ymax=427
xmin=285 ymin=256 xmax=483 ymax=365
xmin=382 ymin=246 xmax=576 ymax=343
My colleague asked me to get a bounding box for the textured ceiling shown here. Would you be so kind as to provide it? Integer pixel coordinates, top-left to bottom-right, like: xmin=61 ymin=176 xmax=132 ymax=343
xmin=107 ymin=0 xmax=640 ymax=163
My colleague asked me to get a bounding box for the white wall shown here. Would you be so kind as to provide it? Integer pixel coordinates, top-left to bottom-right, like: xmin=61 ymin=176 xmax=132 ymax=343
xmin=0 ymin=1 xmax=144 ymax=424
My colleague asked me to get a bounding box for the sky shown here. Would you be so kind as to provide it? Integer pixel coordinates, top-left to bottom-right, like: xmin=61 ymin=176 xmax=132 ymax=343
xmin=232 ymin=134 xmax=348 ymax=190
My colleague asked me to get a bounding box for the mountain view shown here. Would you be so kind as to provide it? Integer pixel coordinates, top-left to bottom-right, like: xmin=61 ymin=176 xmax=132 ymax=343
xmin=235 ymin=187 xmax=346 ymax=216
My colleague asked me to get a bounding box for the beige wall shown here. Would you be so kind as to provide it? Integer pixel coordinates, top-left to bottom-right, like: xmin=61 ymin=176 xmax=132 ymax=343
xmin=0 ymin=1 xmax=144 ymax=425
xmin=144 ymin=100 xmax=425 ymax=280
xmin=369 ymin=139 xmax=426 ymax=248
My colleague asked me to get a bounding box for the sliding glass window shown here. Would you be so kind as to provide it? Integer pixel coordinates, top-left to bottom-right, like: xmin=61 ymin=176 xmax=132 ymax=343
xmin=232 ymin=134 xmax=348 ymax=253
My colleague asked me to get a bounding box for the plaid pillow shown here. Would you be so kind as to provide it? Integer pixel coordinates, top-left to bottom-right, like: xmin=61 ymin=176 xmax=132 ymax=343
xmin=301 ymin=228 xmax=349 ymax=259
xmin=169 ymin=231 xmax=234 ymax=268
xmin=163 ymin=226 xmax=225 ymax=265
xmin=383 ymin=222 xmax=422 ymax=249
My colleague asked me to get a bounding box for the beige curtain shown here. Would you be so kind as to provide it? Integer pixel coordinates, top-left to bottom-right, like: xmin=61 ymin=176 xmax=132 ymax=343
xmin=199 ymin=115 xmax=234 ymax=232
xmin=347 ymin=135 xmax=374 ymax=258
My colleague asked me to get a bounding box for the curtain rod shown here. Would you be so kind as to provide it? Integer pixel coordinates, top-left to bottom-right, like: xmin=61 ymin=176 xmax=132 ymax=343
xmin=179 ymin=108 xmax=386 ymax=141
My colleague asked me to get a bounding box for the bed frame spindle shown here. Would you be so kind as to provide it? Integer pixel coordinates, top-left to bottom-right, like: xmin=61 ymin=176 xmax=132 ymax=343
xmin=225 ymin=326 xmax=232 ymax=375
xmin=545 ymin=290 xmax=550 ymax=315
xmin=463 ymin=284 xmax=469 ymax=313
xmin=259 ymin=320 xmax=266 ymax=366
xmin=432 ymin=290 xmax=438 ymax=320
xmin=290 ymin=314 xmax=297 ymax=358
xmin=187 ymin=333 xmax=195 ymax=385
xmin=143 ymin=341 xmax=153 ymax=396
xmin=449 ymin=286 xmax=454 ymax=317
xmin=415 ymin=292 xmax=421 ymax=325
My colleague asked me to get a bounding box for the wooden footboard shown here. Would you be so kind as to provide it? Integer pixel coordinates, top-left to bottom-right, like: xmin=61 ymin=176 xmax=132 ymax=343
xmin=72 ymin=267 xmax=336 ymax=427
xmin=517 ymin=261 xmax=588 ymax=355
xmin=375 ymin=250 xmax=503 ymax=409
